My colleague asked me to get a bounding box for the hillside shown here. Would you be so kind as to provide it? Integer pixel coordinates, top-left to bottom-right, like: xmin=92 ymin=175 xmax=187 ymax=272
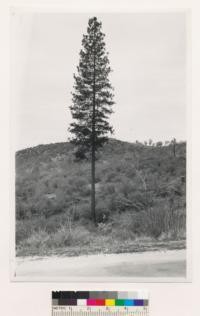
xmin=16 ymin=139 xmax=186 ymax=256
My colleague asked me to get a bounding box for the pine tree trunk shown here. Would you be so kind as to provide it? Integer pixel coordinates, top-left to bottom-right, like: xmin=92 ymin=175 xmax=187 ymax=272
xmin=91 ymin=47 xmax=96 ymax=225
xmin=173 ymin=140 xmax=176 ymax=157
xmin=91 ymin=138 xmax=96 ymax=224
xmin=172 ymin=138 xmax=176 ymax=157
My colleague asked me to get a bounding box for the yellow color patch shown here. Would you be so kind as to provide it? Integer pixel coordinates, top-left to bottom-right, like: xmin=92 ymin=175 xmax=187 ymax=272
xmin=105 ymin=299 xmax=115 ymax=306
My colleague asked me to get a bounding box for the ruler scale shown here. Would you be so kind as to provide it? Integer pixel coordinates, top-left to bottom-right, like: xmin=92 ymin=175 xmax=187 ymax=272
xmin=52 ymin=292 xmax=149 ymax=316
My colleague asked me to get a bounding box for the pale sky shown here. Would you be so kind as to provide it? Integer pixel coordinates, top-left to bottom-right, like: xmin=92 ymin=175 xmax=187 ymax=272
xmin=11 ymin=12 xmax=187 ymax=150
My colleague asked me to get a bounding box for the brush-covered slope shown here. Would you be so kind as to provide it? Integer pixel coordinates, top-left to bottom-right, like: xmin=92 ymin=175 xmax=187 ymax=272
xmin=16 ymin=139 xmax=186 ymax=256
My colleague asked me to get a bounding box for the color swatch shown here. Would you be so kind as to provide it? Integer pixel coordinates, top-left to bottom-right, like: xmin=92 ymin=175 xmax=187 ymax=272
xmin=52 ymin=291 xmax=149 ymax=306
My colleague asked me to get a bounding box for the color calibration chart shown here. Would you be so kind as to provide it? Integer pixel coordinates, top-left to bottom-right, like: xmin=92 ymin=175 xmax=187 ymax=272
xmin=52 ymin=291 xmax=149 ymax=316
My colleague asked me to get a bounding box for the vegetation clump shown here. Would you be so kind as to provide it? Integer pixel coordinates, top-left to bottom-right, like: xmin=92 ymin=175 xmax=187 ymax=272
xmin=16 ymin=139 xmax=186 ymax=256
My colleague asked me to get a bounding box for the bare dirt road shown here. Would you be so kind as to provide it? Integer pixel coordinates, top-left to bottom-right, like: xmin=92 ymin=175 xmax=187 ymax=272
xmin=14 ymin=249 xmax=186 ymax=280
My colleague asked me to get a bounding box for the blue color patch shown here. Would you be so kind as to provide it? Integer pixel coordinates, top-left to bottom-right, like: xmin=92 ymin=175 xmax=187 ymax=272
xmin=124 ymin=300 xmax=134 ymax=306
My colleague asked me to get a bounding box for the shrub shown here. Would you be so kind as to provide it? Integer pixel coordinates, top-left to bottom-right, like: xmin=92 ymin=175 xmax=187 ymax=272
xmin=16 ymin=220 xmax=33 ymax=244
xmin=50 ymin=225 xmax=91 ymax=248
xmin=49 ymin=226 xmax=73 ymax=247
xmin=21 ymin=230 xmax=50 ymax=253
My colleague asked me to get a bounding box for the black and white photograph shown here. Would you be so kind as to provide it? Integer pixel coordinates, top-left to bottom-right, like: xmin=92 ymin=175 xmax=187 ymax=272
xmin=11 ymin=10 xmax=188 ymax=281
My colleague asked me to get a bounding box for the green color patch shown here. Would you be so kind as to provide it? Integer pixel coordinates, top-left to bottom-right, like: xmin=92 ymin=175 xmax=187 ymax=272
xmin=115 ymin=299 xmax=125 ymax=306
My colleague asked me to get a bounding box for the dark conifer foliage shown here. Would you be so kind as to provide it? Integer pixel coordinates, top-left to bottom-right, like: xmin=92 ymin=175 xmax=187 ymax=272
xmin=69 ymin=17 xmax=114 ymax=223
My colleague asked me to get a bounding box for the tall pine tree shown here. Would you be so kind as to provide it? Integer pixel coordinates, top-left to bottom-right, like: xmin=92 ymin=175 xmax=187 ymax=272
xmin=69 ymin=17 xmax=114 ymax=224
